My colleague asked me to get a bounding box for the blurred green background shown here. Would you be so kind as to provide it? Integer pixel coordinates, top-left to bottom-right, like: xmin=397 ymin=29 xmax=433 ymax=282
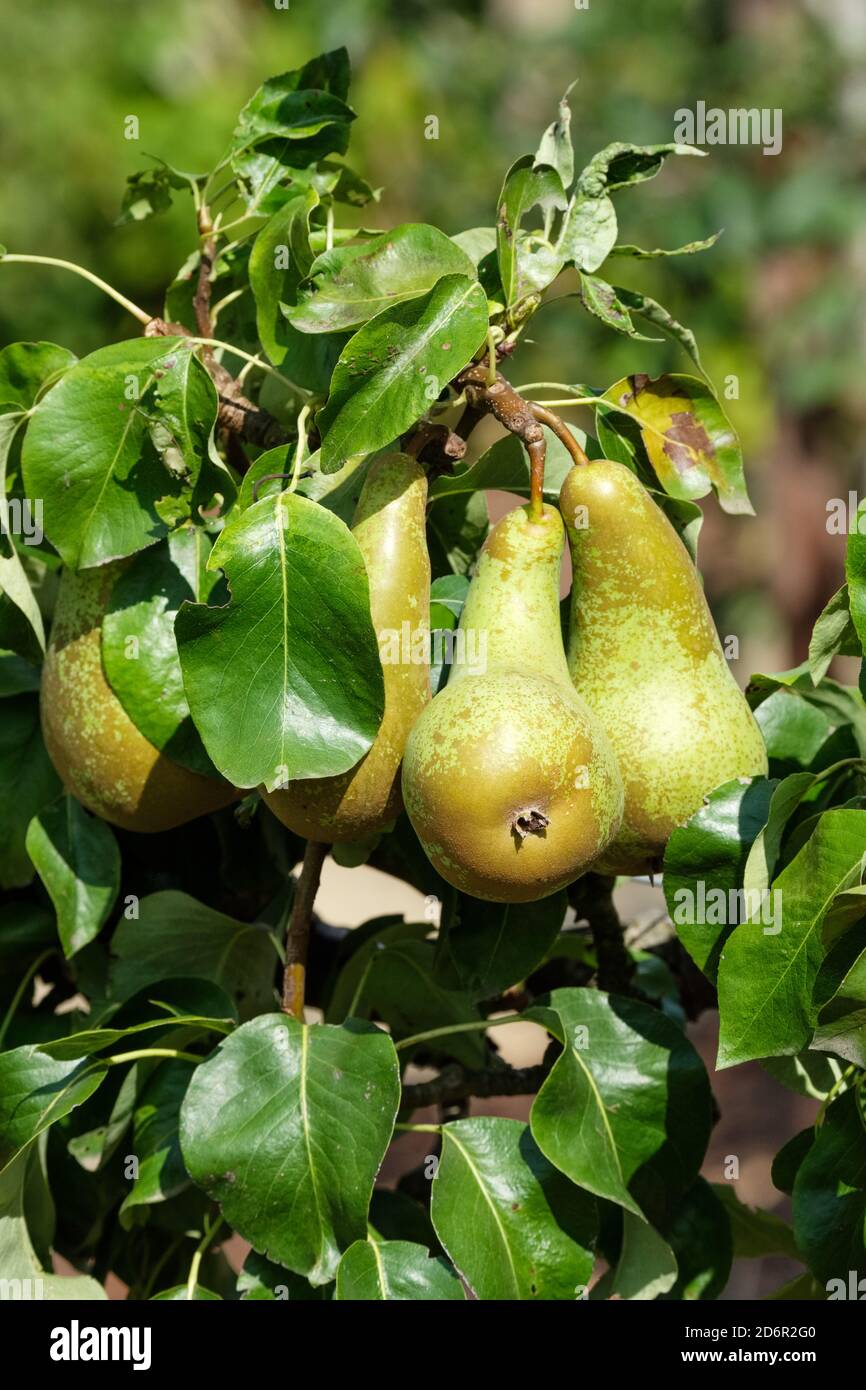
xmin=1 ymin=0 xmax=864 ymax=665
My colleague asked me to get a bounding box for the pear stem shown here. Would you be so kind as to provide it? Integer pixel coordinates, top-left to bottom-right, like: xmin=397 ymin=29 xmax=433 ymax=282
xmin=457 ymin=363 xmax=548 ymax=519
xmin=282 ymin=840 xmax=329 ymax=1019
xmin=529 ymin=402 xmax=591 ymax=468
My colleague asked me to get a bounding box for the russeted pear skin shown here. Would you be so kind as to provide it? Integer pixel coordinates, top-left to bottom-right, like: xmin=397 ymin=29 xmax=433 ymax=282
xmin=402 ymin=503 xmax=624 ymax=902
xmin=41 ymin=562 xmax=236 ymax=833
xmin=561 ymin=460 xmax=768 ymax=875
xmin=263 ymin=453 xmax=431 ymax=842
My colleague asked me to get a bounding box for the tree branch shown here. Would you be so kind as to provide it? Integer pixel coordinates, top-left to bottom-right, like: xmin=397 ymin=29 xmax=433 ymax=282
xmin=282 ymin=840 xmax=329 ymax=1019
xmin=456 ymin=363 xmax=547 ymax=518
xmin=401 ymin=1059 xmax=553 ymax=1111
xmin=571 ymin=873 xmax=638 ymax=997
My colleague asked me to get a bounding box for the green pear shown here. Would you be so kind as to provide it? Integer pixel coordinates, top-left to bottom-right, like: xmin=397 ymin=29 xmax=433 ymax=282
xmin=561 ymin=460 xmax=768 ymax=875
xmin=402 ymin=502 xmax=623 ymax=902
xmin=264 ymin=452 xmax=431 ymax=841
xmin=41 ymin=562 xmax=236 ymax=833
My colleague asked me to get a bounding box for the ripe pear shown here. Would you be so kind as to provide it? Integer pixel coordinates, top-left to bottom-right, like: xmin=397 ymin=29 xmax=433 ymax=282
xmin=41 ymin=561 xmax=236 ymax=833
xmin=561 ymin=460 xmax=768 ymax=875
xmin=402 ymin=503 xmax=623 ymax=902
xmin=263 ymin=452 xmax=431 ymax=842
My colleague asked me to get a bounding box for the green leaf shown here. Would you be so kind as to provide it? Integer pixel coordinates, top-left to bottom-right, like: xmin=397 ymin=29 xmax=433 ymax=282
xmin=0 ymin=413 xmax=45 ymax=662
xmin=324 ymin=917 xmax=428 ymax=1024
xmin=428 ymin=424 xmax=579 ymax=505
xmin=233 ymin=60 xmax=354 ymax=149
xmin=0 ymin=1149 xmax=106 ymax=1298
xmin=593 ymin=1210 xmax=678 ymax=1300
xmin=21 ymin=339 xmax=218 ymax=568
xmin=845 ymin=498 xmax=866 ymax=656
xmin=772 ymin=1128 xmax=814 ymax=1195
xmin=712 ymin=1183 xmax=799 ymax=1259
xmin=119 ymin=1060 xmax=195 ymax=1222
xmin=318 ymin=274 xmax=488 ymax=472
xmin=663 ymin=776 xmax=777 ymax=981
xmin=335 ymin=1239 xmax=464 ymax=1301
xmin=289 ymin=224 xmax=476 ymax=333
xmin=101 ymin=530 xmax=222 ymax=777
xmin=809 ymin=584 xmax=862 ymax=685
xmin=602 ymin=373 xmax=751 ymax=516
xmin=661 ymin=1178 xmax=733 ymax=1301
xmin=451 ymin=228 xmax=497 ymax=266
xmin=39 ymin=1011 xmax=232 ymax=1063
xmin=25 ymin=795 xmax=120 ymax=957
xmin=426 ymin=490 xmax=488 ymax=578
xmin=742 ymin=769 xmax=825 ymax=898
xmin=366 ymin=939 xmax=486 ymax=1068
xmin=557 ymin=194 xmax=618 ymax=274
xmin=0 ymin=341 xmax=76 ymax=407
xmin=496 ymin=157 xmax=567 ymax=310
xmin=430 ymin=1117 xmax=596 ymax=1300
xmin=0 ymin=694 xmax=61 ymax=889
xmin=238 ymin=1249 xmax=329 ymax=1300
xmin=717 ymin=808 xmax=866 ymax=1067
xmin=0 ymin=1047 xmax=106 ymax=1172
xmin=0 ymin=651 xmax=40 ymax=697
xmin=578 ymin=140 xmax=705 ymax=194
xmin=528 ymin=988 xmax=712 ymax=1219
xmin=176 ymin=491 xmax=384 ymax=789
xmin=248 ymin=193 xmax=345 ymax=393
xmin=434 ymin=891 xmax=566 ymax=1000
xmin=535 ymin=87 xmax=574 ymax=188
xmin=608 ymin=234 xmax=721 ymax=260
xmin=180 ymin=1014 xmax=400 ymax=1285
xmin=117 ymin=161 xmax=190 ymax=225
xmin=579 ymin=274 xmax=660 ymax=339
xmin=792 ymin=1089 xmax=866 ymax=1285
xmin=109 ymin=891 xmax=277 ymax=1021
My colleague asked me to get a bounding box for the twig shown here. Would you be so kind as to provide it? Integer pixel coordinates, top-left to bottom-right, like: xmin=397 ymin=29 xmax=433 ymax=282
xmin=529 ymin=402 xmax=591 ymax=468
xmin=1 ymin=253 xmax=151 ymax=325
xmin=282 ymin=840 xmax=329 ymax=1019
xmin=456 ymin=363 xmax=547 ymax=519
xmin=401 ymin=1059 xmax=552 ymax=1111
xmin=571 ymin=873 xmax=637 ymax=997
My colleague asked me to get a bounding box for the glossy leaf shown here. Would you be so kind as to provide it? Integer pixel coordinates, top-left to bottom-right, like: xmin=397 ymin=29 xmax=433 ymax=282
xmin=431 ymin=1117 xmax=596 ymax=1300
xmin=557 ymin=194 xmax=617 ymax=274
xmin=175 ymin=491 xmax=384 ymax=790
xmin=25 ymin=795 xmax=120 ymax=957
xmin=528 ymin=988 xmax=712 ymax=1219
xmin=0 ymin=1047 xmax=106 ymax=1172
xmin=593 ymin=1210 xmax=677 ymax=1300
xmin=180 ymin=1014 xmax=400 ymax=1285
xmin=663 ymin=776 xmax=777 ymax=981
xmin=318 ymin=274 xmax=488 ymax=472
xmin=22 ymin=338 xmax=218 ymax=568
xmin=434 ymin=891 xmax=567 ymax=1000
xmin=101 ymin=530 xmax=222 ymax=776
xmin=717 ymin=808 xmax=866 ymax=1067
xmin=335 ymin=1239 xmax=464 ymax=1301
xmin=288 ymin=224 xmax=476 ymax=333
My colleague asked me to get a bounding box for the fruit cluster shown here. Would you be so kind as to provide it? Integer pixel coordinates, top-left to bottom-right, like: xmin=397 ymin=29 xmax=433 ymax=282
xmin=42 ymin=453 xmax=767 ymax=903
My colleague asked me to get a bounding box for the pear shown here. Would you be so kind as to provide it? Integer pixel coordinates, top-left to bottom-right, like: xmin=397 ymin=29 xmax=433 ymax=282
xmin=41 ymin=561 xmax=236 ymax=833
xmin=402 ymin=503 xmax=623 ymax=902
xmin=561 ymin=460 xmax=768 ymax=875
xmin=263 ymin=452 xmax=431 ymax=842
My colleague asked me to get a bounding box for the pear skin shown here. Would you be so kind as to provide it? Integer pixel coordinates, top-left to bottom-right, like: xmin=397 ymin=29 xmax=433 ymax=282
xmin=41 ymin=561 xmax=236 ymax=833
xmin=402 ymin=503 xmax=623 ymax=902
xmin=561 ymin=460 xmax=768 ymax=875
xmin=263 ymin=453 xmax=431 ymax=842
